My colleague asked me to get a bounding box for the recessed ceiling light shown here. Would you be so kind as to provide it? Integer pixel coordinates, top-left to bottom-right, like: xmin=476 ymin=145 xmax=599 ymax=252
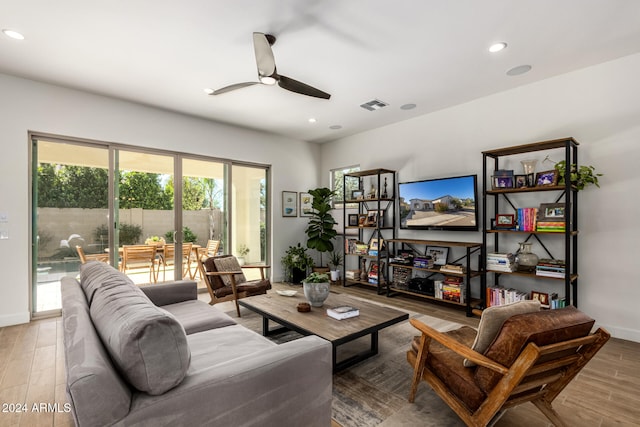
xmin=329 ymin=125 xmax=342 ymax=130
xmin=2 ymin=29 xmax=25 ymax=40
xmin=506 ymin=64 xmax=532 ymax=76
xmin=203 ymin=88 xmax=214 ymax=95
xmin=400 ymin=103 xmax=416 ymax=110
xmin=489 ymin=42 xmax=507 ymax=53
xmin=308 ymin=118 xmax=317 ymax=124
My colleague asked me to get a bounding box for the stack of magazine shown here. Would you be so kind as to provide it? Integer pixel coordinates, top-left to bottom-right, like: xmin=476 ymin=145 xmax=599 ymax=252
xmin=326 ymin=305 xmax=359 ymax=320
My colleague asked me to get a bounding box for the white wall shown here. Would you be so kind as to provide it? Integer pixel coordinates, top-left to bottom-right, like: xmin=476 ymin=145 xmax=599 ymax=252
xmin=0 ymin=73 xmax=319 ymax=327
xmin=321 ymin=53 xmax=640 ymax=342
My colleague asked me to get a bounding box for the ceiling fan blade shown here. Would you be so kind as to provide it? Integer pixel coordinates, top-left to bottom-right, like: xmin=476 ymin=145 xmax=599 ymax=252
xmin=212 ymin=82 xmax=260 ymax=95
xmin=278 ymin=75 xmax=331 ymax=99
xmin=253 ymin=32 xmax=276 ymax=77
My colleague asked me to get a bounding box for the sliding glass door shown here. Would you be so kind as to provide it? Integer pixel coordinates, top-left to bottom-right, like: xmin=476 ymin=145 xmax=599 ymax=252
xmin=32 ymin=139 xmax=110 ymax=313
xmin=31 ymin=136 xmax=270 ymax=315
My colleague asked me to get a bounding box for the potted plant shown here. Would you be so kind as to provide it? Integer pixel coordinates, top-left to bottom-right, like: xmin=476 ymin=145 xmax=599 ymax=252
xmin=554 ymin=160 xmax=603 ymax=190
xmin=237 ymin=244 xmax=249 ymax=266
xmin=305 ymin=187 xmax=338 ymax=269
xmin=302 ymin=272 xmax=330 ymax=307
xmin=281 ymin=243 xmax=314 ymax=283
xmin=328 ymin=251 xmax=343 ymax=282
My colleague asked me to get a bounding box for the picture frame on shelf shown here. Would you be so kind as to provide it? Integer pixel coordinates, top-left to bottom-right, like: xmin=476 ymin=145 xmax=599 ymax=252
xmin=538 ymin=203 xmax=566 ymax=221
xmin=526 ymin=173 xmax=535 ymax=187
xmin=535 ymin=170 xmax=558 ymax=187
xmin=358 ymin=214 xmax=368 ymax=226
xmin=531 ymin=291 xmax=550 ymax=307
xmin=366 ymin=209 xmax=384 ymax=226
xmin=299 ymin=192 xmax=313 ymax=217
xmin=492 ymin=175 xmax=513 ymax=189
xmin=514 ymin=175 xmax=527 ymax=188
xmin=282 ymin=191 xmax=297 ymax=217
xmin=351 ymin=189 xmax=364 ymax=200
xmin=495 ymin=213 xmax=515 ymax=229
xmin=348 ymin=214 xmax=359 ymax=227
xmin=425 ymin=246 xmax=449 ymax=266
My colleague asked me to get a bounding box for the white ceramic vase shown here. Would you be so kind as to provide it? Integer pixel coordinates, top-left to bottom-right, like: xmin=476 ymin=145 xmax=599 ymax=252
xmin=303 ymin=281 xmax=330 ymax=307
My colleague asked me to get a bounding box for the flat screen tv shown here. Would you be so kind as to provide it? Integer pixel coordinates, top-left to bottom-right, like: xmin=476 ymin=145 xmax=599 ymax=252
xmin=398 ymin=174 xmax=478 ymax=231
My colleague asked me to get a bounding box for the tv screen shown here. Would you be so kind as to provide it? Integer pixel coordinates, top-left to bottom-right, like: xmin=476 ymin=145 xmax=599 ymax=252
xmin=398 ymin=174 xmax=478 ymax=231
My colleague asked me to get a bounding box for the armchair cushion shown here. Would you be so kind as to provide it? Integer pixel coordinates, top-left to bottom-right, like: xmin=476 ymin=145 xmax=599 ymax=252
xmin=410 ymin=326 xmax=485 ymax=411
xmin=474 ymin=306 xmax=595 ymax=393
xmin=463 ymin=300 xmax=540 ymax=367
xmin=212 ymin=255 xmax=246 ymax=286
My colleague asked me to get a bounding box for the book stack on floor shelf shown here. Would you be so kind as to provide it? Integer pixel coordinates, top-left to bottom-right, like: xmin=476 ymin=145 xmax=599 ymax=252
xmin=536 ymin=259 xmax=566 ymax=278
xmin=486 ymin=252 xmax=516 ymax=272
xmin=436 ymin=276 xmax=465 ymax=303
xmin=486 ymin=286 xmax=530 ymax=307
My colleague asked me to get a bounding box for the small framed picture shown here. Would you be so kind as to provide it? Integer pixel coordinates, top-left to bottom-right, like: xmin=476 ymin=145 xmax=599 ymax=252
xmin=351 ymin=190 xmax=364 ymax=200
xmin=531 ymin=291 xmax=550 ymax=307
xmin=492 ymin=175 xmax=513 ymax=189
xmin=358 ymin=214 xmax=368 ymax=226
xmin=426 ymin=246 xmax=449 ymax=266
xmin=348 ymin=214 xmax=359 ymax=227
xmin=495 ymin=213 xmax=515 ymax=229
xmin=282 ymin=191 xmax=297 ymax=217
xmin=365 ymin=210 xmax=379 ymax=226
xmin=538 ymin=203 xmax=566 ymax=221
xmin=299 ymin=192 xmax=313 ymax=217
xmin=514 ymin=175 xmax=527 ymax=188
xmin=526 ymin=173 xmax=535 ymax=187
xmin=535 ymin=170 xmax=558 ymax=187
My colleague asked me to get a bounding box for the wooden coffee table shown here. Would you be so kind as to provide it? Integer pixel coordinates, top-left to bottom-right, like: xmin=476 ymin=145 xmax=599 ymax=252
xmin=238 ymin=291 xmax=409 ymax=372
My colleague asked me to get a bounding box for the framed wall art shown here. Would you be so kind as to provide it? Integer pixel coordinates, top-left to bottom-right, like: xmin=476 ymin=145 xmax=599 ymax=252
xmin=282 ymin=191 xmax=297 ymax=217
xmin=299 ymin=192 xmax=313 ymax=217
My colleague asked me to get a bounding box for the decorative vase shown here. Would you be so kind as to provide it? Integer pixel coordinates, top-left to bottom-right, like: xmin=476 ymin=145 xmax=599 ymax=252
xmin=303 ymin=281 xmax=330 ymax=307
xmin=521 ymin=159 xmax=538 ymax=175
xmin=516 ymin=242 xmax=539 ymax=272
xmin=360 ymin=259 xmax=368 ymax=281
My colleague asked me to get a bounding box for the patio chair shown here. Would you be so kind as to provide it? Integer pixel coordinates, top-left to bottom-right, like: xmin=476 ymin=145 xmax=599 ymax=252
xmin=197 ymin=254 xmax=270 ymax=317
xmin=120 ymin=245 xmax=157 ymax=283
xmin=191 ymin=240 xmax=221 ymax=279
xmin=157 ymin=243 xmax=192 ymax=281
xmin=406 ymin=304 xmax=610 ymax=427
xmin=76 ymin=245 xmax=108 ymax=264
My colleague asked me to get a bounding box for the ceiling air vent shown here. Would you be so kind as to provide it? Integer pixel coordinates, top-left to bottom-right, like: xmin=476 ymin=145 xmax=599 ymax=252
xmin=360 ymin=99 xmax=389 ymax=111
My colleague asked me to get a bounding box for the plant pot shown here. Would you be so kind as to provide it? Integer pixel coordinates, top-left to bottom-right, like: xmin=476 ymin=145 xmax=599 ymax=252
xmin=302 ymin=281 xmax=330 ymax=307
xmin=330 ymin=270 xmax=340 ymax=282
xmin=237 ymin=256 xmax=245 ymax=266
xmin=291 ymin=267 xmax=306 ymax=284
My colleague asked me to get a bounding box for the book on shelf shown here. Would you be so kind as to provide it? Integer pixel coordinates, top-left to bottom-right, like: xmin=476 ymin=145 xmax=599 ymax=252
xmin=326 ymin=305 xmax=359 ymax=320
xmin=517 ymin=207 xmax=538 ymax=232
xmin=536 ymin=258 xmax=566 ymax=277
xmin=345 ymin=270 xmax=360 ymax=280
xmin=413 ymin=256 xmax=434 ymax=269
xmin=536 ymin=220 xmax=566 ymax=232
xmin=439 ymin=263 xmax=465 ymax=274
xmin=486 ymin=286 xmax=530 ymax=307
xmin=486 ymin=252 xmax=516 ymax=272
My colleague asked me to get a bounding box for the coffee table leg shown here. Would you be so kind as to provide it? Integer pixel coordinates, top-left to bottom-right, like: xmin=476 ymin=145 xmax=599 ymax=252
xmin=262 ymin=316 xmax=269 ymax=336
xmin=371 ymin=331 xmax=379 ymax=356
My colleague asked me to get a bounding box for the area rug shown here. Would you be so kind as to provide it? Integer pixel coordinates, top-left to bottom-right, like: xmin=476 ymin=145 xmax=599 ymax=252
xmin=226 ymin=299 xmax=469 ymax=426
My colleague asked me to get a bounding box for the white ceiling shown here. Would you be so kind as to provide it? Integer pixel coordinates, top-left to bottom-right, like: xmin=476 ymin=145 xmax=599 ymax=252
xmin=2 ymin=1 xmax=640 ymax=143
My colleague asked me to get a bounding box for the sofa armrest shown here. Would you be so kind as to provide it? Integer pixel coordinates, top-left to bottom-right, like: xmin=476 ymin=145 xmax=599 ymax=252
xmin=125 ymin=335 xmax=333 ymax=426
xmin=140 ymin=280 xmax=197 ymax=306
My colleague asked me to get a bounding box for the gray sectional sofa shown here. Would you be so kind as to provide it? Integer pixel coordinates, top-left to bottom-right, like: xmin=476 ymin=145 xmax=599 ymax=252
xmin=61 ymin=261 xmax=332 ymax=426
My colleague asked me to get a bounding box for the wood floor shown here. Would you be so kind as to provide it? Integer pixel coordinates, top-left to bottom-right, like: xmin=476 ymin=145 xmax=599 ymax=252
xmin=1 ymin=283 xmax=639 ymax=426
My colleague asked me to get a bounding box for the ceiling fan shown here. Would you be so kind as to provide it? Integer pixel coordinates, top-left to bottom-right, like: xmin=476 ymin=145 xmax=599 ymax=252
xmin=211 ymin=32 xmax=331 ymax=99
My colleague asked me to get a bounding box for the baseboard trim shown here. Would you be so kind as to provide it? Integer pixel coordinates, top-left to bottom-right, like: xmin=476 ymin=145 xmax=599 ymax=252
xmin=0 ymin=311 xmax=30 ymax=328
xmin=596 ymin=322 xmax=640 ymax=343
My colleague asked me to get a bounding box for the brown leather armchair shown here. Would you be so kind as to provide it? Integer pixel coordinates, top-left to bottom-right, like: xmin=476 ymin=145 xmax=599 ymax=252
xmin=407 ymin=306 xmax=610 ymax=427
xmin=197 ymin=254 xmax=271 ymax=317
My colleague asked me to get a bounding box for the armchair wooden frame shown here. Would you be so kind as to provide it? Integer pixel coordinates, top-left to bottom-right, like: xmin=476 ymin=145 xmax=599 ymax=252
xmin=197 ymin=255 xmax=270 ymax=317
xmin=407 ymin=318 xmax=610 ymax=427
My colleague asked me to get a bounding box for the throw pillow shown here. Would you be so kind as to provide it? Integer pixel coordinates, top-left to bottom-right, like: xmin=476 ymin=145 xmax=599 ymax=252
xmin=463 ymin=300 xmax=540 ymax=367
xmin=213 ymin=256 xmax=247 ymax=287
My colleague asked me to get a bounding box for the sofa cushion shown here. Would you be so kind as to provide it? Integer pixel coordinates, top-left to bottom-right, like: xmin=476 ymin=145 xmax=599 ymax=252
xmin=161 ymin=300 xmax=237 ymax=334
xmin=463 ymin=300 xmax=540 ymax=367
xmin=82 ymin=262 xmax=191 ymax=395
xmin=474 ymin=306 xmax=595 ymax=393
xmin=60 ymin=277 xmax=132 ymax=427
xmin=80 ymin=260 xmax=136 ymax=305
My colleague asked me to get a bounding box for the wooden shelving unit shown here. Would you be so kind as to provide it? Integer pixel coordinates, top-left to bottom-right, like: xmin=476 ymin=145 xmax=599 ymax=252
xmin=386 ymin=238 xmax=483 ymax=316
